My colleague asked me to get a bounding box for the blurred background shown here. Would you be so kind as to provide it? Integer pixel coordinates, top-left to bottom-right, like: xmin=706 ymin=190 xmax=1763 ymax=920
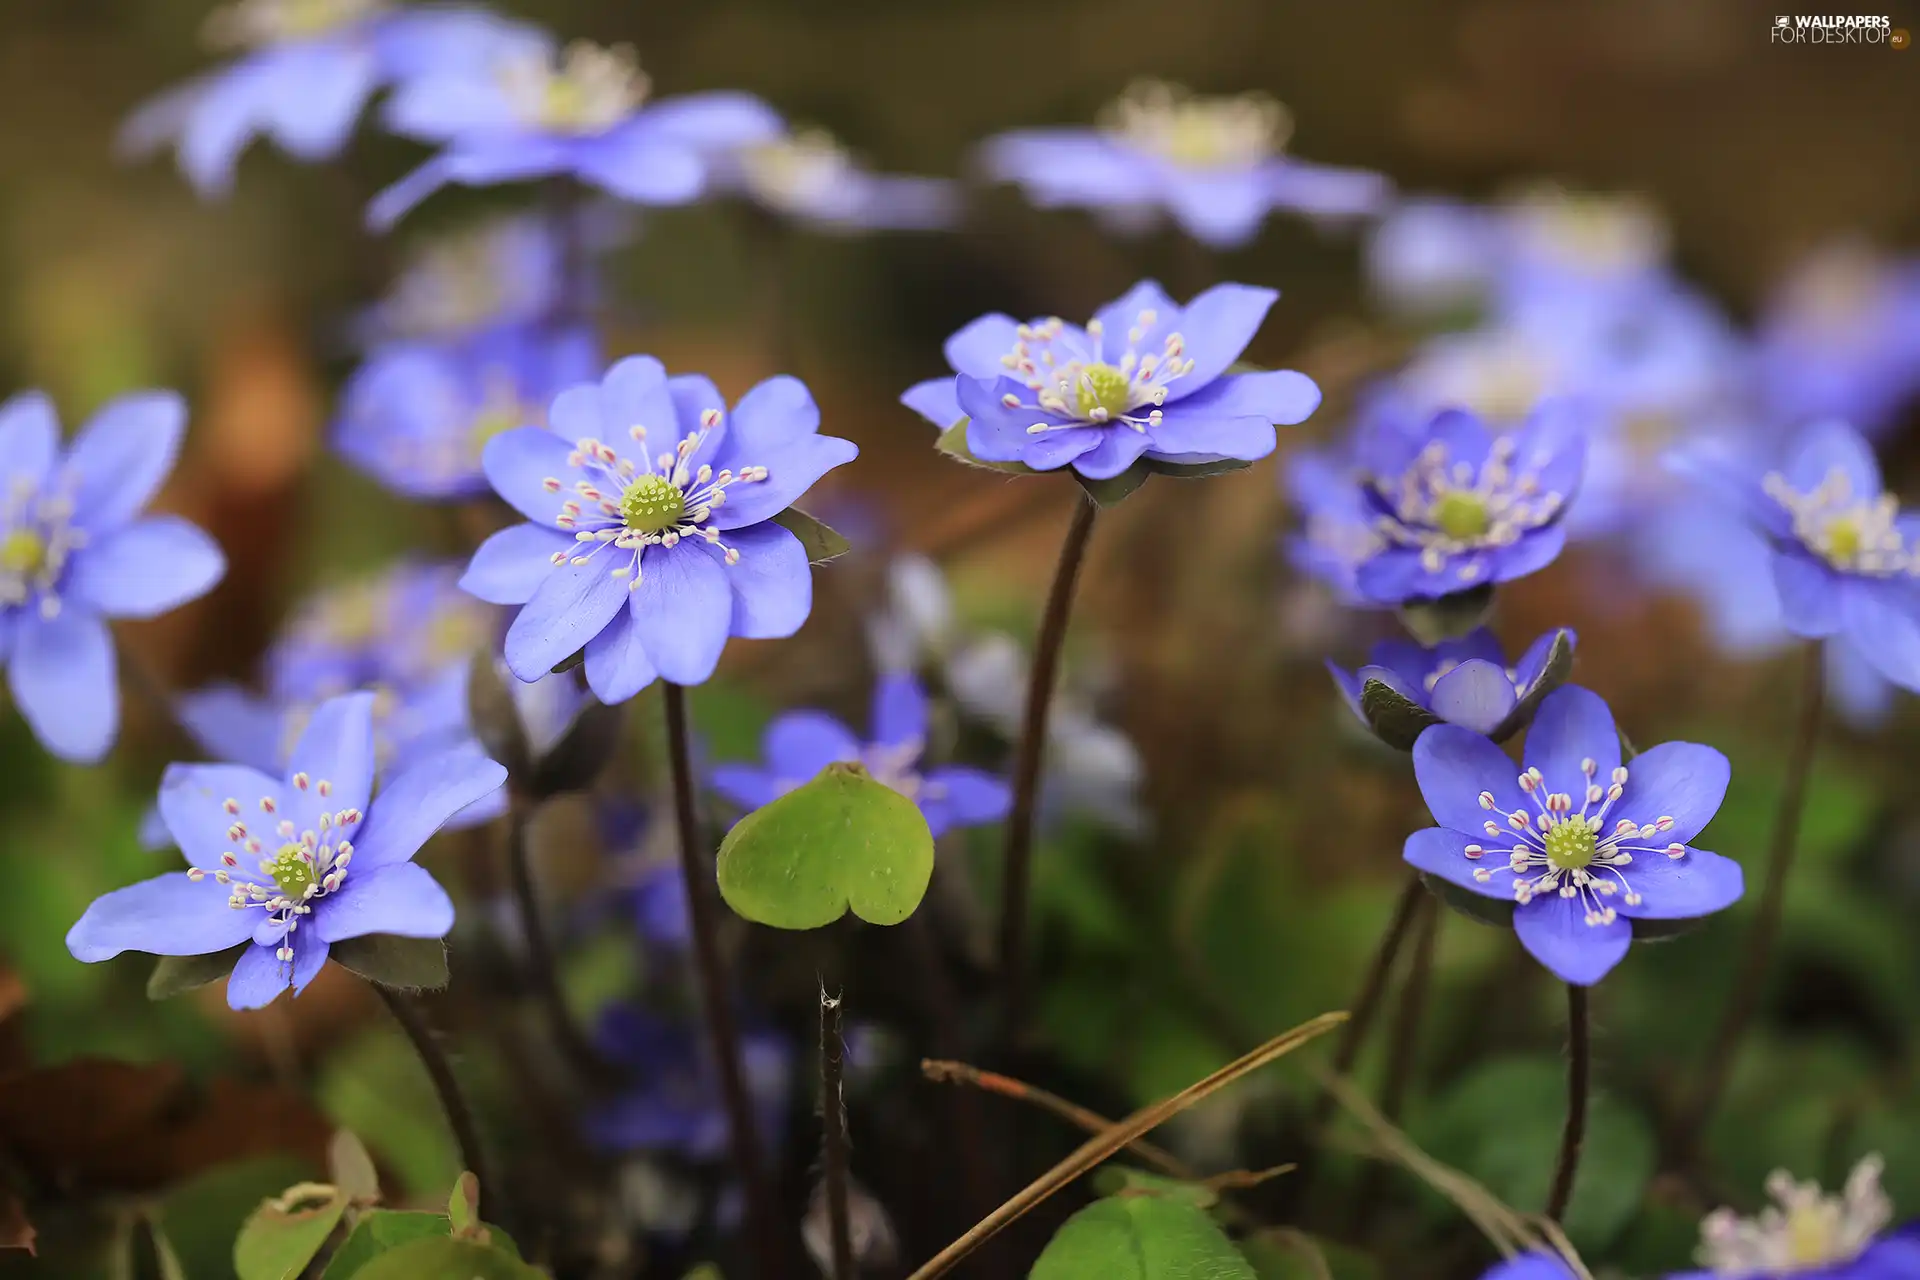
xmin=1 ymin=0 xmax=1919 ymax=1277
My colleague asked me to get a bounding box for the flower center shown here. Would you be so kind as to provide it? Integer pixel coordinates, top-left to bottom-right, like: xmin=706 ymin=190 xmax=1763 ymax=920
xmin=1697 ymin=1157 xmax=1892 ymax=1275
xmin=0 ymin=530 xmax=46 ymax=578
xmin=738 ymin=129 xmax=852 ymax=211
xmin=1763 ymin=467 xmax=1911 ymax=576
xmin=185 ymin=783 xmax=365 ymax=965
xmin=1073 ymin=363 xmax=1134 ymax=422
xmin=503 ymin=41 xmax=650 ymax=133
xmin=620 ymin=474 xmax=687 ymax=534
xmin=996 ymin=313 xmax=1194 ymax=433
xmin=1432 ymin=492 xmax=1492 ymax=540
xmin=1543 ymin=819 xmax=1596 ymax=871
xmin=1372 ymin=435 xmax=1568 ymax=584
xmin=1103 ymin=80 xmax=1289 ymax=170
xmin=265 ymin=842 xmax=317 ymax=897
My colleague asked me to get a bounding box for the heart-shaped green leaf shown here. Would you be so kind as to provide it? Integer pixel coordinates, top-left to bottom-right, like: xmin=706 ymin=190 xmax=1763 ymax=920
xmin=716 ymin=761 xmax=934 ymax=930
xmin=1029 ymin=1190 xmax=1255 ymax=1280
xmin=233 ymin=1183 xmax=348 ymax=1280
xmin=148 ymin=945 xmax=247 ymax=1000
xmin=770 ymin=508 xmax=852 ymax=565
xmin=350 ymin=1237 xmax=540 ymax=1280
xmin=320 ymin=1211 xmax=450 ymax=1279
xmin=935 ymin=419 xmax=1035 ymax=475
xmin=330 ymin=935 xmax=449 ymax=991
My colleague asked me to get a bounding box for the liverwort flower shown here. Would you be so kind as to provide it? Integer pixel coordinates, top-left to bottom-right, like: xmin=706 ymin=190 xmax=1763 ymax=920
xmin=1406 ymin=685 xmax=1742 ymax=985
xmin=1673 ymin=1155 xmax=1920 ymax=1279
xmin=1674 ymin=419 xmax=1920 ymax=692
xmin=120 ymin=0 xmax=537 ymax=197
xmin=370 ymin=38 xmax=780 ymax=229
xmin=336 ymin=321 xmax=599 ymax=500
xmin=460 ymin=356 xmax=858 ymax=700
xmin=717 ymin=127 xmax=958 ymax=232
xmin=904 ymin=280 xmax=1321 ymax=481
xmin=1477 ymin=1255 xmax=1576 ymax=1280
xmin=981 ymin=80 xmax=1389 ymax=248
xmin=710 ymin=672 xmax=1010 ymax=838
xmin=0 ymin=391 xmax=226 ymax=762
xmin=1328 ymin=626 xmax=1576 ymax=748
xmin=358 ymin=214 xmax=568 ymax=344
xmin=1753 ymin=240 xmax=1920 ymax=438
xmin=66 ymin=691 xmax=507 ymax=1009
xmin=588 ymin=1005 xmax=790 ymax=1160
xmin=1343 ymin=404 xmax=1585 ymax=604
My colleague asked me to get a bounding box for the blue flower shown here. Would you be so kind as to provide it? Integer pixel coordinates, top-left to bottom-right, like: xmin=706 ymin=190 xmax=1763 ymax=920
xmin=0 ymin=391 xmax=226 ymax=762
xmin=66 ymin=691 xmax=506 ymax=1009
xmin=587 ymin=1005 xmax=790 ymax=1160
xmin=120 ymin=0 xmax=536 ymax=197
xmin=718 ymin=127 xmax=957 ymax=232
xmin=1674 ymin=419 xmax=1920 ymax=692
xmin=1284 ymin=443 xmax=1386 ymax=607
xmin=904 ymin=280 xmax=1321 ymax=481
xmin=1328 ymin=626 xmax=1576 ymax=740
xmin=1341 ymin=404 xmax=1585 ymax=604
xmin=982 ymin=80 xmax=1389 ymax=248
xmin=336 ymin=322 xmax=599 ymax=500
xmin=370 ymin=38 xmax=780 ymax=229
xmin=357 ymin=214 xmax=569 ymax=345
xmin=460 ymin=357 xmax=857 ymax=698
xmin=710 ymin=673 xmax=1010 ymax=839
xmin=1406 ymin=685 xmax=1742 ymax=986
xmin=1669 ymin=1156 xmax=1919 ymax=1279
xmin=1753 ymin=241 xmax=1920 ymax=438
xmin=1477 ymin=1255 xmax=1576 ymax=1280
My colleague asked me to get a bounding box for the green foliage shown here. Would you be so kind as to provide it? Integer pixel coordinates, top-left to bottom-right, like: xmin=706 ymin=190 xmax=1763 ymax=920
xmin=769 ymin=507 xmax=852 ymax=564
xmin=1076 ymin=468 xmax=1149 ymax=507
xmin=147 ymin=946 xmax=247 ymax=1000
xmin=155 ymin=1158 xmax=317 ymax=1280
xmin=350 ymin=1238 xmax=540 ymax=1280
xmin=317 ymin=1028 xmax=461 ymax=1198
xmin=329 ymin=935 xmax=450 ymax=991
xmin=1029 ymin=1180 xmax=1255 ymax=1280
xmin=233 ymin=1183 xmax=348 ymax=1280
xmin=715 ymin=761 xmax=935 ymax=929
xmin=322 ymin=1212 xmax=454 ymax=1279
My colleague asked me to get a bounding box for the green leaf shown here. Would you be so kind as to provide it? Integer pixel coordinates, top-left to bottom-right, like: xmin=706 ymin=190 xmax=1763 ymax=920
xmin=1029 ymin=1193 xmax=1255 ymax=1280
xmin=935 ymin=419 xmax=1034 ymax=475
xmin=330 ymin=935 xmax=449 ymax=991
xmin=1396 ymin=585 xmax=1495 ymax=646
xmin=1075 ymin=467 xmax=1149 ymax=507
xmin=1144 ymin=457 xmax=1254 ymax=480
xmin=1358 ymin=678 xmax=1441 ymax=752
xmin=1093 ymin=1169 xmax=1217 ymax=1209
xmin=155 ymin=1157 xmax=318 ymax=1280
xmin=320 ymin=1211 xmax=451 ymax=1279
xmin=233 ymin=1184 xmax=348 ymax=1280
xmin=147 ymin=946 xmax=247 ymax=1000
xmin=328 ymin=1131 xmax=381 ymax=1205
xmin=349 ymin=1237 xmax=540 ymax=1280
xmin=716 ymin=761 xmax=935 ymax=929
xmin=447 ymin=1173 xmax=479 ymax=1236
xmin=769 ymin=508 xmax=852 ymax=565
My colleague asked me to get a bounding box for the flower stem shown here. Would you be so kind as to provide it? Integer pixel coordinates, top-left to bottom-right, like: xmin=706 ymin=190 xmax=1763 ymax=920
xmin=373 ymin=985 xmax=502 ymax=1225
xmin=1353 ymin=893 xmax=1438 ymax=1230
xmin=505 ymin=799 xmax=618 ymax=1085
xmin=1679 ymin=640 xmax=1824 ymax=1164
xmin=663 ymin=681 xmax=783 ymax=1279
xmin=1546 ymin=983 xmax=1590 ymax=1223
xmin=818 ymin=981 xmax=855 ymax=1280
xmin=998 ymin=489 xmax=1099 ymax=1042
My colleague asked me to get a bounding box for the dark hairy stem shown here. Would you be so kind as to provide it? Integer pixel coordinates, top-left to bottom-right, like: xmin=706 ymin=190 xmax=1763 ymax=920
xmin=903 ymin=912 xmax=996 ymax=1231
xmin=1676 ymin=640 xmax=1824 ymax=1165
xmin=505 ymin=800 xmax=617 ymax=1084
xmin=1353 ymin=894 xmax=1438 ymax=1229
xmin=998 ymin=490 xmax=1099 ymax=1041
xmin=819 ymin=983 xmax=855 ymax=1280
xmin=663 ymin=682 xmax=783 ymax=1279
xmin=1547 ymin=984 xmax=1591 ymax=1223
xmin=374 ymin=986 xmax=502 ymax=1226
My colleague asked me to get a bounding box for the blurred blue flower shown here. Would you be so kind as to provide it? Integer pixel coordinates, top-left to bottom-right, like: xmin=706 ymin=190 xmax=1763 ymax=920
xmin=588 ymin=1005 xmax=790 ymax=1160
xmin=982 ymin=80 xmax=1389 ymax=248
xmin=710 ymin=672 xmax=1010 ymax=839
xmin=336 ymin=321 xmax=599 ymax=500
xmin=461 ymin=357 xmax=856 ymax=698
xmin=1671 ymin=1155 xmax=1918 ymax=1279
xmin=370 ymin=38 xmax=781 ymax=228
xmin=906 ymin=280 xmax=1320 ymax=481
xmin=0 ymin=391 xmax=225 ymax=762
xmin=1674 ymin=419 xmax=1920 ymax=693
xmin=1283 ymin=442 xmax=1385 ymax=608
xmin=120 ymin=0 xmax=536 ymax=197
xmin=1340 ymin=404 xmax=1584 ymax=603
xmin=67 ymin=692 xmax=504 ymax=1009
xmin=1753 ymin=241 xmax=1920 ymax=438
xmin=1328 ymin=626 xmax=1575 ymax=739
xmin=1477 ymin=1255 xmax=1575 ymax=1280
xmin=358 ymin=214 xmax=568 ymax=345
xmin=1406 ymin=685 xmax=1742 ymax=986
xmin=1365 ymin=197 xmax=1500 ymax=318
xmin=717 ymin=127 xmax=958 ymax=232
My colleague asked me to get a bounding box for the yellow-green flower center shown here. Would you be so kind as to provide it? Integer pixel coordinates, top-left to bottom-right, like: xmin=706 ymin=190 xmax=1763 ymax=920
xmin=1074 ymin=363 xmax=1134 ymax=421
xmin=1785 ymin=1205 xmax=1841 ymax=1264
xmin=1432 ymin=492 xmax=1492 ymax=540
xmin=1544 ymin=820 xmax=1596 ymax=872
xmin=1824 ymin=513 xmax=1863 ymax=564
xmin=0 ymin=530 xmax=47 ymax=578
xmin=621 ymin=475 xmax=685 ymax=534
xmin=265 ymin=844 xmax=316 ymax=898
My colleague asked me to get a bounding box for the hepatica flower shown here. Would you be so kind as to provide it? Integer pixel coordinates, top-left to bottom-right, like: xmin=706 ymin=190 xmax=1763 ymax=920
xmin=588 ymin=1006 xmax=790 ymax=1159
xmin=359 ymin=213 xmax=568 ymax=345
xmin=461 ymin=356 xmax=857 ymax=700
xmin=1674 ymin=1155 xmax=1919 ymax=1279
xmin=904 ymin=280 xmax=1321 ymax=481
xmin=1406 ymin=685 xmax=1742 ymax=985
xmin=1754 ymin=240 xmax=1920 ymax=438
xmin=121 ymin=0 xmax=535 ymax=197
xmin=336 ymin=321 xmax=599 ymax=500
xmin=1347 ymin=404 xmax=1585 ymax=603
xmin=982 ymin=80 xmax=1389 ymax=248
xmin=371 ymin=38 xmax=780 ymax=229
xmin=0 ymin=391 xmax=225 ymax=762
xmin=711 ymin=672 xmax=1010 ymax=838
xmin=67 ymin=692 xmax=506 ymax=1009
xmin=1328 ymin=626 xmax=1576 ymax=747
xmin=1477 ymin=1256 xmax=1576 ymax=1280
xmin=720 ymin=127 xmax=958 ymax=232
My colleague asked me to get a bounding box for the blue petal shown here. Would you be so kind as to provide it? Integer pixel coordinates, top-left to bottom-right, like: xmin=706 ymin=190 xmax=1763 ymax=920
xmin=1488 ymin=525 xmax=1569 ymax=585
xmin=482 ymin=425 xmax=577 ymax=524
xmin=1426 ymin=408 xmax=1495 ymax=470
xmin=0 ymin=392 xmax=58 ymax=491
xmin=923 ymin=766 xmax=1009 ymax=827
xmin=1512 ymin=629 xmax=1575 ymax=696
xmin=1617 ymin=847 xmax=1743 ymax=921
xmin=1164 ymin=283 xmax=1277 ymax=396
xmin=285 ymin=691 xmax=378 ymax=818
xmin=956 ymin=376 xmax=1048 ymax=462
xmin=1073 ymin=429 xmax=1153 ymax=479
xmin=1610 ymin=741 xmax=1731 ymax=845
xmin=1356 ymin=664 xmax=1423 ymax=708
xmin=630 ymin=542 xmax=732 ymax=685
xmin=901 ymin=378 xmax=962 ymax=429
xmin=707 ymin=434 xmax=858 ymax=531
xmin=1784 ymin=419 xmax=1881 ymax=497
xmin=1143 ymin=412 xmax=1275 ymax=464
xmin=1476 ymin=1252 xmax=1577 ymax=1280
xmin=1429 ymin=659 xmax=1518 ymax=734
xmin=583 ymin=606 xmax=658 ymax=704
xmin=178 ymin=62 xmax=273 ymax=197
xmin=1174 ymin=370 xmax=1321 ymax=426
xmin=1326 ymin=660 xmax=1367 ymax=722
xmin=710 ymin=764 xmax=781 ymax=810
xmin=942 ymin=314 xmax=1022 ymax=379
xmin=1521 ymin=686 xmax=1620 ymax=796
xmin=575 ymin=126 xmax=704 ymax=204
xmin=667 ymin=375 xmax=727 ymax=434
xmin=1403 ymin=826 xmax=1507 ymax=899
xmin=706 ymin=521 xmax=811 ymax=640
xmin=66 ymin=871 xmax=255 ymax=962
xmin=1826 ymin=637 xmax=1896 ymax=729
xmin=67 ymin=517 xmax=225 ymax=618
xmin=1841 ymin=577 xmax=1920 ymax=692
xmin=1092 ymin=281 xmax=1181 ymax=362
xmin=1162 ymin=171 xmax=1274 ymax=248
xmin=1265 ymin=158 xmax=1392 ymax=217
xmin=461 ymin=523 xmax=572 ymax=605
xmin=313 ymin=862 xmax=455 ymax=943
xmin=1368 ymin=637 xmax=1442 ymax=689
xmin=598 ymin=356 xmax=679 ymax=446
xmin=870 ymin=672 xmax=928 ymax=746
xmin=352 ymin=742 xmax=508 ymax=871
xmin=262 ymin=41 xmax=377 ymax=159
xmin=1353 ymin=547 xmax=1431 ymax=604
xmin=504 ymin=556 xmax=630 ymax=682
xmin=11 ymin=607 xmax=116 ymax=763
xmin=727 ymin=376 xmax=820 ymax=455
xmin=64 ymin=391 xmax=186 ymax=533
xmin=625 ymin=91 xmax=782 ymax=150
xmin=159 ymin=762 xmax=287 ymax=867
xmin=1513 ymin=894 xmax=1632 ymax=985
xmin=981 ymin=129 xmax=1142 ymax=206
xmin=763 ymin=711 xmax=860 ymax=781
xmin=1436 ymin=628 xmax=1507 ymax=668
xmin=1025 ymin=427 xmax=1106 ymax=472
xmin=226 ymin=938 xmax=329 ymax=1010
xmin=1411 ymin=724 xmax=1530 ymax=836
